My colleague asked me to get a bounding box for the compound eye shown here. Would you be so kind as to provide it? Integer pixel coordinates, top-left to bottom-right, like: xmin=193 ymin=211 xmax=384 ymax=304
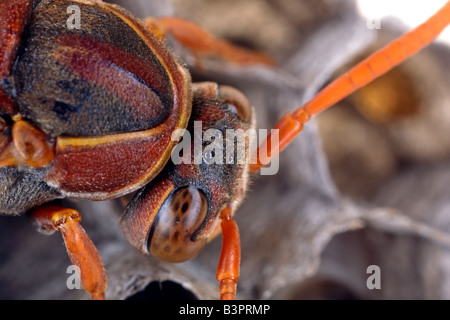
xmin=219 ymin=85 xmax=252 ymax=122
xmin=149 ymin=187 xmax=208 ymax=262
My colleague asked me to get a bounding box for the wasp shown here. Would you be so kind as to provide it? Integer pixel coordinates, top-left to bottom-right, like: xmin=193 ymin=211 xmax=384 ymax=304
xmin=1 ymin=0 xmax=449 ymax=300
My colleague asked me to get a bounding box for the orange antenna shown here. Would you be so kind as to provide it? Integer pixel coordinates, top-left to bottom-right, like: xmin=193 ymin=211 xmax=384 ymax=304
xmin=251 ymin=1 xmax=450 ymax=172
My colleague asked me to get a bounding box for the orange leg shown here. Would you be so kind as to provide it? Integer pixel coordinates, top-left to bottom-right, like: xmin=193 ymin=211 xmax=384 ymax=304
xmin=29 ymin=205 xmax=107 ymax=300
xmin=216 ymin=207 xmax=240 ymax=300
xmin=144 ymin=17 xmax=275 ymax=69
xmin=250 ymin=1 xmax=450 ymax=172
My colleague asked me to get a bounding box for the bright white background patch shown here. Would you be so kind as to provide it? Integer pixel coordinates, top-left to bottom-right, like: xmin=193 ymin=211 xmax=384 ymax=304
xmin=356 ymin=0 xmax=450 ymax=43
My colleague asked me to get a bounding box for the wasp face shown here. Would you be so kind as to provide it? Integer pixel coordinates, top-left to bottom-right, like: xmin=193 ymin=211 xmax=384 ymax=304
xmin=120 ymin=82 xmax=255 ymax=262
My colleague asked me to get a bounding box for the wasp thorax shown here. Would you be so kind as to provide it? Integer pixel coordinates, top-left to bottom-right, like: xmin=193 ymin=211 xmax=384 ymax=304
xmin=148 ymin=187 xmax=208 ymax=262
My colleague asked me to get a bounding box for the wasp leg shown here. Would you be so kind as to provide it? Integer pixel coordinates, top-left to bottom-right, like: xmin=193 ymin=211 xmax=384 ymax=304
xmin=216 ymin=208 xmax=240 ymax=300
xmin=29 ymin=205 xmax=107 ymax=300
xmin=143 ymin=17 xmax=275 ymax=70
